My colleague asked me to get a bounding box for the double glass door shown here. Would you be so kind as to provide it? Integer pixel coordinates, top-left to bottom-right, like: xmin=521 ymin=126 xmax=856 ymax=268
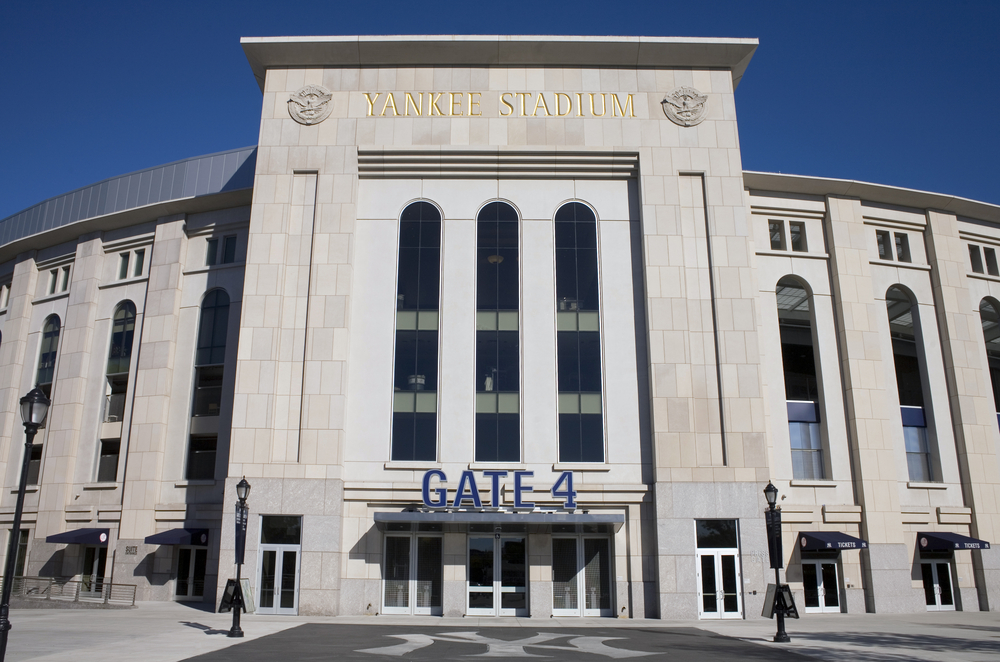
xmin=382 ymin=535 xmax=443 ymax=615
xmin=552 ymin=537 xmax=613 ymax=616
xmin=802 ymin=561 xmax=840 ymax=613
xmin=81 ymin=546 xmax=107 ymax=596
xmin=696 ymin=550 xmax=742 ymax=619
xmin=175 ymin=547 xmax=207 ymax=600
xmin=921 ymin=561 xmax=956 ymax=611
xmin=468 ymin=536 xmax=527 ymax=616
xmin=257 ymin=545 xmax=299 ymax=614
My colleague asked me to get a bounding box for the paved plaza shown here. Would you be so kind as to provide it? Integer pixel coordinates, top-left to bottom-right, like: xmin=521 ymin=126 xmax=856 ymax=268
xmin=3 ymin=603 xmax=999 ymax=662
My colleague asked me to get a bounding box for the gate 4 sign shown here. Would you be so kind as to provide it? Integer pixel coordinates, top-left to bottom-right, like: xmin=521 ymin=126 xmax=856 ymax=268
xmin=422 ymin=470 xmax=577 ymax=509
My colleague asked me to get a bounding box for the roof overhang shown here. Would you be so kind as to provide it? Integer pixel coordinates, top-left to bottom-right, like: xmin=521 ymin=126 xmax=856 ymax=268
xmin=373 ymin=511 xmax=624 ymax=533
xmin=144 ymin=528 xmax=210 ymax=546
xmin=241 ymin=35 xmax=758 ymax=92
xmin=744 ymin=171 xmax=1000 ymax=224
xmin=917 ymin=531 xmax=990 ymax=552
xmin=798 ymin=531 xmax=868 ymax=552
xmin=46 ymin=528 xmax=110 ymax=545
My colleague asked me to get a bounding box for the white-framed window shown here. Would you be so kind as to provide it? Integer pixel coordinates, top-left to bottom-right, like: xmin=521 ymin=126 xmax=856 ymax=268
xmin=877 ymin=230 xmax=913 ymax=263
xmin=116 ymin=249 xmax=146 ymax=280
xmin=969 ymin=243 xmax=1000 ymax=276
xmin=47 ymin=265 xmax=70 ymax=295
xmin=769 ymin=219 xmax=807 ymax=253
xmin=206 ymin=235 xmax=238 ymax=266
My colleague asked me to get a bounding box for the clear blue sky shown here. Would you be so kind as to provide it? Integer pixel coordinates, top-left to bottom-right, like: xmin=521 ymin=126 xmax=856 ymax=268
xmin=2 ymin=0 xmax=998 ymax=219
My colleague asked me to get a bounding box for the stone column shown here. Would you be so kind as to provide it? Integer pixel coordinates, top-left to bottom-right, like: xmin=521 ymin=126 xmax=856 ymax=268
xmin=923 ymin=209 xmax=1000 ymax=610
xmin=824 ymin=195 xmax=923 ymax=612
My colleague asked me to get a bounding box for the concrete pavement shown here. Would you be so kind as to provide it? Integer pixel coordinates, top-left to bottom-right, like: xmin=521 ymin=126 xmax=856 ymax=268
xmin=2 ymin=602 xmax=998 ymax=661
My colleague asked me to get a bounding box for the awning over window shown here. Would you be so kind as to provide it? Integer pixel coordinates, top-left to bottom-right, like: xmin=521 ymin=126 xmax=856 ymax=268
xmin=918 ymin=532 xmax=991 ymax=552
xmin=45 ymin=528 xmax=109 ymax=545
xmin=374 ymin=511 xmax=624 ymax=533
xmin=144 ymin=528 xmax=209 ymax=546
xmin=798 ymin=531 xmax=868 ymax=551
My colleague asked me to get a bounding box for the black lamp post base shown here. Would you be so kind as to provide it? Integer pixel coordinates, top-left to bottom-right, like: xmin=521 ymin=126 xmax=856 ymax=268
xmin=773 ymin=632 xmax=790 ymax=643
xmin=227 ymin=627 xmax=244 ymax=638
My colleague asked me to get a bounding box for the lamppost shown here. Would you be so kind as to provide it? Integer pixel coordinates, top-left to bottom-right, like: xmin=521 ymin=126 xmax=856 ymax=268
xmin=228 ymin=477 xmax=251 ymax=638
xmin=0 ymin=388 xmax=50 ymax=662
xmin=764 ymin=481 xmax=790 ymax=643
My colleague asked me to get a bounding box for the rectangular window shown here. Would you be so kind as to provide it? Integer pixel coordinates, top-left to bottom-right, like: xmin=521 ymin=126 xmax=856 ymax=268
xmin=769 ymin=221 xmax=786 ymax=251
xmin=904 ymin=425 xmax=932 ymax=482
xmin=789 ymin=222 xmax=806 ymax=252
xmin=877 ymin=231 xmax=893 ymax=260
xmin=60 ymin=266 xmax=70 ymax=292
xmin=48 ymin=270 xmax=58 ymax=295
xmin=133 ymin=249 xmax=145 ymax=277
xmin=191 ymin=365 xmax=224 ymax=417
xmin=97 ymin=440 xmax=120 ymax=482
xmin=970 ymin=245 xmax=985 ymax=273
xmin=0 ymin=283 xmax=10 ymax=309
xmin=222 ymin=236 xmax=237 ymax=264
xmin=26 ymin=445 xmax=42 ymax=485
xmin=894 ymin=233 xmax=911 ymax=263
xmin=789 ymin=422 xmax=824 ymax=479
xmin=118 ymin=253 xmax=130 ymax=280
xmin=186 ymin=436 xmax=217 ymax=480
xmin=206 ymin=238 xmax=219 ymax=267
xmin=985 ymin=248 xmax=999 ymax=276
xmin=11 ymin=530 xmax=28 ymax=578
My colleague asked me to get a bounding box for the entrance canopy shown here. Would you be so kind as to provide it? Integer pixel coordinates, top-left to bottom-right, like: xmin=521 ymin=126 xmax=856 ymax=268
xmin=144 ymin=528 xmax=209 ymax=546
xmin=374 ymin=511 xmax=624 ymax=533
xmin=918 ymin=532 xmax=991 ymax=552
xmin=798 ymin=531 xmax=868 ymax=551
xmin=45 ymin=528 xmax=109 ymax=545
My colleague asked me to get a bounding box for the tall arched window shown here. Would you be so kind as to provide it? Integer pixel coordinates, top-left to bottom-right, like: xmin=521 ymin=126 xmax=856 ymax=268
xmin=476 ymin=201 xmax=520 ymax=462
xmin=391 ymin=201 xmax=441 ymax=461
xmin=776 ymin=277 xmax=824 ymax=479
xmin=979 ymin=298 xmax=1000 ymax=428
xmin=99 ymin=301 xmax=136 ymax=481
xmin=886 ymin=286 xmax=933 ymax=481
xmin=555 ymin=202 xmax=603 ymax=462
xmin=28 ymin=315 xmax=61 ymax=484
xmin=188 ymin=289 xmax=230 ymax=480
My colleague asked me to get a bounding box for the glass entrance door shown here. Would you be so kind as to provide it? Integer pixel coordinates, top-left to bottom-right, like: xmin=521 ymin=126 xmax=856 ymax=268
xmin=552 ymin=537 xmax=613 ymax=617
xmin=921 ymin=561 xmax=956 ymax=611
xmin=382 ymin=535 xmax=443 ymax=615
xmin=175 ymin=547 xmax=207 ymax=600
xmin=696 ymin=551 xmax=742 ymax=619
xmin=467 ymin=536 xmax=527 ymax=616
xmin=257 ymin=545 xmax=299 ymax=615
xmin=802 ymin=561 xmax=840 ymax=613
xmin=81 ymin=546 xmax=107 ymax=597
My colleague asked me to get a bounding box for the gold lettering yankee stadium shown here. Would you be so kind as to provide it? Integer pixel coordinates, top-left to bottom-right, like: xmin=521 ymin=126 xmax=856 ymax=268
xmin=363 ymin=92 xmax=636 ymax=118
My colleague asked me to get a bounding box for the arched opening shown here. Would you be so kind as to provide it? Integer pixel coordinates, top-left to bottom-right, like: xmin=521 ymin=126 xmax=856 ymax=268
xmin=98 ymin=301 xmax=136 ymax=481
xmin=886 ymin=286 xmax=933 ymax=481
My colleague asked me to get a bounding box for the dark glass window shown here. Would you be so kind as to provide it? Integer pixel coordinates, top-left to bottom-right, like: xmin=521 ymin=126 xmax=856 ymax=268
xmin=195 ymin=290 xmax=230 ymax=367
xmin=97 ymin=440 xmax=120 ymax=482
xmin=789 ymin=222 xmax=806 ymax=252
xmin=26 ymin=444 xmax=42 ymax=485
xmin=260 ymin=516 xmax=302 ymax=545
xmin=986 ymin=248 xmax=1000 ymax=277
xmin=776 ymin=278 xmax=824 ymax=479
xmin=894 ymin=233 xmax=911 ymax=263
xmin=887 ymin=286 xmax=933 ymax=481
xmin=769 ymin=221 xmax=785 ymax=251
xmin=9 ymin=530 xmax=28 ymax=578
xmin=222 ymin=236 xmax=238 ymax=264
xmin=392 ymin=202 xmax=441 ymax=461
xmin=186 ymin=436 xmax=217 ymax=480
xmin=555 ymin=203 xmax=603 ymax=462
xmin=107 ymin=302 xmax=136 ymax=376
xmin=476 ymin=202 xmax=520 ymax=462
xmin=36 ymin=315 xmax=61 ymax=395
xmin=696 ymin=520 xmax=738 ymax=548
xmin=970 ymin=245 xmax=984 ymax=273
xmin=979 ymin=300 xmax=1000 ymax=414
xmin=877 ymin=230 xmax=893 ymax=260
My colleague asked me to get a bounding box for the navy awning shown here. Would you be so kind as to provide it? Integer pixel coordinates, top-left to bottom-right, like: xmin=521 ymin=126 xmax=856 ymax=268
xmin=798 ymin=531 xmax=868 ymax=551
xmin=144 ymin=528 xmax=209 ymax=546
xmin=918 ymin=532 xmax=991 ymax=552
xmin=45 ymin=528 xmax=109 ymax=545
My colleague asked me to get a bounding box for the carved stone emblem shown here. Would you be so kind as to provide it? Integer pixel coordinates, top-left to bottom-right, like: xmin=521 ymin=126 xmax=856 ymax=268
xmin=287 ymin=85 xmax=333 ymax=125
xmin=661 ymin=86 xmax=708 ymax=127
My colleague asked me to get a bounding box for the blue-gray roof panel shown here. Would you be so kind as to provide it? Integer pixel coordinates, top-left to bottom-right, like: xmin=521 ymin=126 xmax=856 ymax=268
xmin=0 ymin=146 xmax=257 ymax=251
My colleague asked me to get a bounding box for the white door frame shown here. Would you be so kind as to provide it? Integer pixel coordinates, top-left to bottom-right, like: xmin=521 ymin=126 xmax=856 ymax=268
xmin=802 ymin=560 xmax=841 ymax=613
xmin=696 ymin=549 xmax=743 ymax=620
xmin=551 ymin=536 xmax=614 ymax=617
xmin=921 ymin=560 xmax=957 ymax=611
xmin=466 ymin=535 xmax=528 ymax=616
xmin=381 ymin=534 xmax=443 ymax=615
xmin=255 ymin=543 xmax=301 ymax=615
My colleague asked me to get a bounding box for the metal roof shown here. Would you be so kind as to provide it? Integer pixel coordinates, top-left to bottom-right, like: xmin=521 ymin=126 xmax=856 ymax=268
xmin=0 ymin=146 xmax=257 ymax=253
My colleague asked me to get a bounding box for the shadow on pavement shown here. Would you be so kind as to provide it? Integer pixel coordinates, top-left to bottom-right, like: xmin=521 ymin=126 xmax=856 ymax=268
xmin=789 ymin=630 xmax=1000 ymax=661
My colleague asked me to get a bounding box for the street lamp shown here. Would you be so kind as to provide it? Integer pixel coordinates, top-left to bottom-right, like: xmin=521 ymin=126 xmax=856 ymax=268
xmin=0 ymin=388 xmax=50 ymax=661
xmin=229 ymin=477 xmax=251 ymax=638
xmin=763 ymin=481 xmax=790 ymax=643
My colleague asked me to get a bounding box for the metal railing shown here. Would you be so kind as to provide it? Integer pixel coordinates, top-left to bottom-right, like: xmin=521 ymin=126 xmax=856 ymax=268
xmin=2 ymin=576 xmax=136 ymax=605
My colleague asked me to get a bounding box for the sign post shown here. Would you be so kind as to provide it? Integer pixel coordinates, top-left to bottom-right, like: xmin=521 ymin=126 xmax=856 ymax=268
xmin=227 ymin=478 xmax=251 ymax=638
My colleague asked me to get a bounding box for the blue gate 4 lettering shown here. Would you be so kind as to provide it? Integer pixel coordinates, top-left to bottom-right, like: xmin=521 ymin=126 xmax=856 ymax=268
xmin=420 ymin=469 xmax=578 ymax=509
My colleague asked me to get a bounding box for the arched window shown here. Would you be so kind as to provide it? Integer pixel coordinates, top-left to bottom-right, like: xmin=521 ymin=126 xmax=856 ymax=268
xmin=188 ymin=289 xmax=230 ymax=480
xmin=886 ymin=286 xmax=933 ymax=481
xmin=391 ymin=201 xmax=441 ymax=461
xmin=36 ymin=315 xmax=61 ymax=397
xmin=776 ymin=277 xmax=824 ymax=479
xmin=979 ymin=299 xmax=1000 ymax=427
xmin=98 ymin=301 xmax=136 ymax=482
xmin=555 ymin=202 xmax=603 ymax=462
xmin=475 ymin=201 xmax=520 ymax=462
